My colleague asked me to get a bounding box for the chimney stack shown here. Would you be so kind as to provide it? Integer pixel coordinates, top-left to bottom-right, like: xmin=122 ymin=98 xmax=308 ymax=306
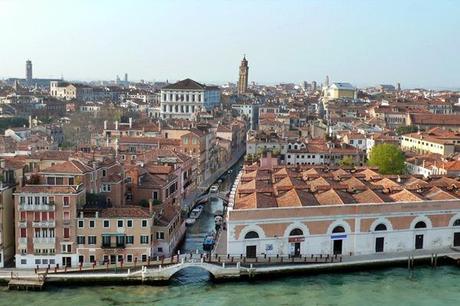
xmin=104 ymin=120 xmax=107 ymax=130
xmin=129 ymin=117 xmax=132 ymax=128
xmin=115 ymin=120 xmax=119 ymax=130
xmin=149 ymin=199 xmax=153 ymax=215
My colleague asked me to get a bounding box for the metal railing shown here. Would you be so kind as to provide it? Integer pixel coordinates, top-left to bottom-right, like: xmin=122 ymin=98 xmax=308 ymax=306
xmin=32 ymin=221 xmax=56 ymax=228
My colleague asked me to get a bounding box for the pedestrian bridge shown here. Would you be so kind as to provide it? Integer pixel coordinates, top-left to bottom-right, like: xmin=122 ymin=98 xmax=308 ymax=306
xmin=195 ymin=192 xmax=229 ymax=204
xmin=142 ymin=261 xmax=242 ymax=281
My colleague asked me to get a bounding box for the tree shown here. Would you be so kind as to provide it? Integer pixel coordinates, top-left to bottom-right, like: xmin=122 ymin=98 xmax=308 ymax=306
xmin=396 ymin=125 xmax=419 ymax=136
xmin=339 ymin=156 xmax=354 ymax=167
xmin=368 ymin=144 xmax=406 ymax=174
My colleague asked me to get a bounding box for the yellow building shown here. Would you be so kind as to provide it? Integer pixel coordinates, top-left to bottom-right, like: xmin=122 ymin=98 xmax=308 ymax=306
xmin=401 ymin=132 xmax=455 ymax=156
xmin=325 ymin=82 xmax=356 ymax=100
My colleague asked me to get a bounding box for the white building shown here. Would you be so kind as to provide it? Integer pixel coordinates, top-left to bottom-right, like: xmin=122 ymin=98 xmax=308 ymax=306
xmin=160 ymin=78 xmax=220 ymax=119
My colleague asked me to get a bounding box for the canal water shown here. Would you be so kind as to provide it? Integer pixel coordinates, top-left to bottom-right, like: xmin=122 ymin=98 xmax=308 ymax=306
xmin=2 ymin=159 xmax=460 ymax=305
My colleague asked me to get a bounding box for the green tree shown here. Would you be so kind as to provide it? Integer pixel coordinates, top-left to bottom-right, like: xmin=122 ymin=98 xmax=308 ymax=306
xmin=396 ymin=125 xmax=419 ymax=136
xmin=368 ymin=144 xmax=406 ymax=174
xmin=339 ymin=156 xmax=354 ymax=167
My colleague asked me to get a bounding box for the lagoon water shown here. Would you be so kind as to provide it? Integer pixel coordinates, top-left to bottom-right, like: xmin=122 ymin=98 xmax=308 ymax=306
xmin=1 ymin=266 xmax=460 ymax=306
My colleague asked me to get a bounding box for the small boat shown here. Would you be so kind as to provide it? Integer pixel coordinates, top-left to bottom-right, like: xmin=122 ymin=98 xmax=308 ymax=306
xmin=203 ymin=233 xmax=215 ymax=251
xmin=227 ymin=169 xmax=233 ymax=174
xmin=185 ymin=205 xmax=204 ymax=226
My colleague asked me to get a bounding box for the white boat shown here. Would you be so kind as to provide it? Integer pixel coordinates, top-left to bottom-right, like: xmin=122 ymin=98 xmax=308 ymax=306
xmin=185 ymin=205 xmax=204 ymax=226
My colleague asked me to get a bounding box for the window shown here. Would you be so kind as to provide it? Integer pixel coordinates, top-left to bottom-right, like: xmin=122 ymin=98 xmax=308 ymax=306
xmin=116 ymin=235 xmax=125 ymax=247
xmin=103 ymin=220 xmax=110 ymax=228
xmin=332 ymin=226 xmax=345 ymax=233
xmin=126 ymin=236 xmax=134 ymax=244
xmin=244 ymin=231 xmax=259 ymax=239
xmin=127 ymin=255 xmax=133 ymax=262
xmin=101 ymin=184 xmax=111 ymax=192
xmin=140 ymin=235 xmax=149 ymax=244
xmin=289 ymin=228 xmax=303 ymax=236
xmin=63 ymin=228 xmax=70 ymax=238
xmin=88 ymin=236 xmax=97 ymax=245
xmin=157 ymin=247 xmax=163 ymax=253
xmin=414 ymin=221 xmax=427 ymax=229
xmin=69 ymin=177 xmax=74 ymax=185
xmin=153 ymin=191 xmax=158 ymax=200
xmin=63 ymin=197 xmax=69 ymax=207
xmin=56 ymin=177 xmax=64 ymax=185
xmin=89 ymin=220 xmax=95 ymax=228
xmin=453 ymin=219 xmax=460 ymax=226
xmin=117 ymin=220 xmax=124 ymax=228
xmin=102 ymin=169 xmax=107 ymax=177
xmin=77 ymin=236 xmax=85 ymax=244
xmin=141 ymin=220 xmax=148 ymax=227
xmin=141 ymin=254 xmax=147 ymax=262
xmin=156 ymin=232 xmax=165 ymax=240
xmin=78 ymin=220 xmax=84 ymax=228
xmin=127 ymin=220 xmax=133 ymax=228
xmin=20 ymin=228 xmax=26 ymax=238
xmin=374 ymin=224 xmax=387 ymax=231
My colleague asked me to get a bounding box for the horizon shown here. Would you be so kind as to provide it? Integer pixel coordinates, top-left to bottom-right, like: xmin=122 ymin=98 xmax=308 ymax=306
xmin=1 ymin=0 xmax=459 ymax=89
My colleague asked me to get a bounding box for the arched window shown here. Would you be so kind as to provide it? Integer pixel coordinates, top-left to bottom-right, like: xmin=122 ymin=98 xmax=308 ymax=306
xmin=374 ymin=224 xmax=387 ymax=231
xmin=454 ymin=219 xmax=460 ymax=226
xmin=244 ymin=231 xmax=259 ymax=239
xmin=332 ymin=226 xmax=345 ymax=233
xmin=289 ymin=228 xmax=303 ymax=236
xmin=414 ymin=221 xmax=427 ymax=229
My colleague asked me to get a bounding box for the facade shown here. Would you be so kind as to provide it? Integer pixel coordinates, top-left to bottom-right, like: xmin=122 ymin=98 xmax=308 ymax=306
xmin=227 ymin=164 xmax=460 ymax=257
xmin=76 ymin=207 xmax=153 ymax=265
xmin=401 ymin=130 xmax=459 ymax=156
xmin=325 ymin=83 xmax=356 ymax=100
xmin=50 ymin=81 xmax=94 ymax=101
xmin=237 ymin=56 xmax=249 ymax=95
xmin=160 ymin=79 xmax=221 ymax=119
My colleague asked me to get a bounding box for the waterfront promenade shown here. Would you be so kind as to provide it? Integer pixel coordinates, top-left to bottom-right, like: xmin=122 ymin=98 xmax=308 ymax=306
xmin=2 ymin=248 xmax=460 ymax=288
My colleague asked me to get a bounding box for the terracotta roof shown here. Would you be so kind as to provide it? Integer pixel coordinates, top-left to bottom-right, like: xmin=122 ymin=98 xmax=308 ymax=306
xmin=100 ymin=207 xmax=151 ymax=218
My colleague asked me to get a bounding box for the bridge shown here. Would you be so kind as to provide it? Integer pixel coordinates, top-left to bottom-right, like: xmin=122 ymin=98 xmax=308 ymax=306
xmin=195 ymin=191 xmax=229 ymax=205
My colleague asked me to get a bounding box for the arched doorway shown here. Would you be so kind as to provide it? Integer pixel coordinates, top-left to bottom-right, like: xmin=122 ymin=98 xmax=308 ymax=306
xmin=288 ymin=228 xmax=304 ymax=257
xmin=414 ymin=221 xmax=427 ymax=250
xmin=453 ymin=219 xmax=460 ymax=247
xmin=244 ymin=231 xmax=259 ymax=258
xmin=332 ymin=226 xmax=345 ymax=255
xmin=374 ymin=223 xmax=387 ymax=253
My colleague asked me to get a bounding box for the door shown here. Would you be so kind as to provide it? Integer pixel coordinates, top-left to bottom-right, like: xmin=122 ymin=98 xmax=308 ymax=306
xmin=110 ymin=255 xmax=116 ymax=264
xmin=62 ymin=257 xmax=71 ymax=267
xmin=246 ymin=245 xmax=257 ymax=258
xmin=375 ymin=237 xmax=384 ymax=253
xmin=415 ymin=234 xmax=424 ymax=249
xmin=333 ymin=240 xmax=343 ymax=255
xmin=454 ymin=232 xmax=460 ymax=247
xmin=294 ymin=243 xmax=301 ymax=257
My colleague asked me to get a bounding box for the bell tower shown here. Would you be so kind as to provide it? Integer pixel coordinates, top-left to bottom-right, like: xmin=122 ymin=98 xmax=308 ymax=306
xmin=237 ymin=55 xmax=249 ymax=95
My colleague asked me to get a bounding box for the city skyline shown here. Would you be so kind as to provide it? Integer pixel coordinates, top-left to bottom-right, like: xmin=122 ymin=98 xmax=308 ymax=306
xmin=1 ymin=0 xmax=459 ymax=89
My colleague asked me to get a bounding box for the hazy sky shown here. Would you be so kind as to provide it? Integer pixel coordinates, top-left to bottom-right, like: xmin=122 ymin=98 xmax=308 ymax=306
xmin=1 ymin=0 xmax=459 ymax=88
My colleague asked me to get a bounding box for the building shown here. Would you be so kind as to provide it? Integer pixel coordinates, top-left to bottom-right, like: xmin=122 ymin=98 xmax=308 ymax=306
xmin=26 ymin=60 xmax=32 ymax=85
xmin=75 ymin=206 xmax=153 ymax=265
xmin=50 ymin=81 xmax=94 ymax=101
xmin=160 ymin=79 xmax=220 ymax=119
xmin=227 ymin=163 xmax=460 ymax=258
xmin=401 ymin=128 xmax=460 ymax=156
xmin=325 ymin=83 xmax=356 ymax=100
xmin=238 ymin=56 xmax=249 ymax=95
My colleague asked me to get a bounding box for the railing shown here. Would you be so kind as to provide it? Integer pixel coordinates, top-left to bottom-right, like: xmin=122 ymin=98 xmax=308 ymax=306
xmin=18 ymin=221 xmax=27 ymax=228
xmin=33 ymin=237 xmax=56 ymax=245
xmin=101 ymin=243 xmax=126 ymax=249
xmin=32 ymin=221 xmax=56 ymax=228
xmin=19 ymin=204 xmax=55 ymax=211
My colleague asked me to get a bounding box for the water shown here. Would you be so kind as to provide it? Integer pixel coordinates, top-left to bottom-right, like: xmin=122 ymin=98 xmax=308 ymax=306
xmin=3 ymin=159 xmax=460 ymax=305
xmin=1 ymin=266 xmax=460 ymax=305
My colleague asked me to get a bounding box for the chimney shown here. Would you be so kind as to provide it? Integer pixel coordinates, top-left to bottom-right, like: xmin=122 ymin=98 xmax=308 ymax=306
xmin=129 ymin=117 xmax=132 ymax=128
xmin=149 ymin=199 xmax=153 ymax=215
xmin=104 ymin=120 xmax=107 ymax=130
xmin=95 ymin=211 xmax=99 ymax=219
xmin=29 ymin=115 xmax=32 ymax=129
xmin=115 ymin=120 xmax=119 ymax=130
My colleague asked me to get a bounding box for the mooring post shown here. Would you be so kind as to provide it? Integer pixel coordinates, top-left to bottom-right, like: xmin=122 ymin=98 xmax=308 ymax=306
xmin=201 ymin=258 xmax=204 ymax=264
xmin=237 ymin=262 xmax=240 ymax=269
xmin=222 ymin=262 xmax=225 ymax=268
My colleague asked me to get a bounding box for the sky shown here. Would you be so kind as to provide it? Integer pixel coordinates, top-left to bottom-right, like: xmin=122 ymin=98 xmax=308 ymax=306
xmin=0 ymin=0 xmax=459 ymax=88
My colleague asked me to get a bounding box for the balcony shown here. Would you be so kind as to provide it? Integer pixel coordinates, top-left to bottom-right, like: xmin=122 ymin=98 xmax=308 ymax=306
xmin=32 ymin=221 xmax=56 ymax=228
xmin=18 ymin=221 xmax=27 ymax=228
xmin=101 ymin=242 xmax=126 ymax=249
xmin=33 ymin=237 xmax=56 ymax=245
xmin=19 ymin=203 xmax=55 ymax=212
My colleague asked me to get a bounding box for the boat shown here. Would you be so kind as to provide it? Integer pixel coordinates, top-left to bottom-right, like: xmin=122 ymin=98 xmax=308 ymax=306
xmin=185 ymin=205 xmax=204 ymax=226
xmin=210 ymin=184 xmax=219 ymax=193
xmin=203 ymin=232 xmax=215 ymax=251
